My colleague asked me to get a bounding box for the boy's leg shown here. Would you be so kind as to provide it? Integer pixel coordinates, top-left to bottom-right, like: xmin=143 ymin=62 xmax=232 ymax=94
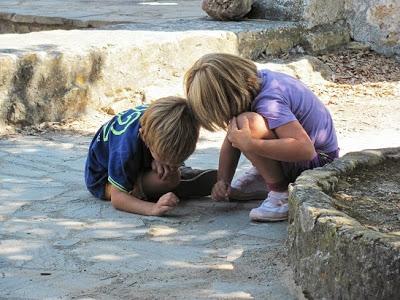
xmin=105 ymin=167 xmax=216 ymax=203
xmin=104 ymin=183 xmax=112 ymax=200
xmin=140 ymin=169 xmax=181 ymax=201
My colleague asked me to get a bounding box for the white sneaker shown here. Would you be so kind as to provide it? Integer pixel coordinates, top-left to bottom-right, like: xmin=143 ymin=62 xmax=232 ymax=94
xmin=229 ymin=167 xmax=268 ymax=201
xmin=249 ymin=191 xmax=289 ymax=222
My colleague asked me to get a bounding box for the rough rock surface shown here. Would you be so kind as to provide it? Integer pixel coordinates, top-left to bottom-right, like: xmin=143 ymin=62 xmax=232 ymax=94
xmin=0 ymin=0 xmax=205 ymax=33
xmin=202 ymin=0 xmax=254 ymax=21
xmin=249 ymin=0 xmax=399 ymax=56
xmin=249 ymin=0 xmax=346 ymax=28
xmin=0 ymin=21 xmax=350 ymax=132
xmin=0 ymin=28 xmax=238 ymax=131
xmin=288 ymin=148 xmax=400 ymax=299
xmin=345 ymin=0 xmax=400 ymax=57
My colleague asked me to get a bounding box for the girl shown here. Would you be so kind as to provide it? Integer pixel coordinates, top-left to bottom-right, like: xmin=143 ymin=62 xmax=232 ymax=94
xmin=185 ymin=53 xmax=339 ymax=221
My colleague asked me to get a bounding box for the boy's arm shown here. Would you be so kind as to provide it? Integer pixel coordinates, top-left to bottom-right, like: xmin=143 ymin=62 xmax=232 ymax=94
xmin=110 ymin=185 xmax=178 ymax=216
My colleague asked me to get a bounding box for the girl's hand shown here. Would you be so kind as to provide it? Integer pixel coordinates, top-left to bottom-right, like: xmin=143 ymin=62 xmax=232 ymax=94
xmin=211 ymin=180 xmax=230 ymax=201
xmin=227 ymin=117 xmax=253 ymax=152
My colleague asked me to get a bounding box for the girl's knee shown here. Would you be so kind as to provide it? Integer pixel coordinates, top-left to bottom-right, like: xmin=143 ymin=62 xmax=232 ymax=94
xmin=236 ymin=112 xmax=275 ymax=139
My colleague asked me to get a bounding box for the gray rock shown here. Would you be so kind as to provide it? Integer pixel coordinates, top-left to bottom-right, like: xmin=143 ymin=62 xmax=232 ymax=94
xmin=202 ymin=0 xmax=254 ymax=20
xmin=345 ymin=0 xmax=400 ymax=57
xmin=249 ymin=0 xmax=346 ymax=28
xmin=288 ymin=147 xmax=400 ymax=299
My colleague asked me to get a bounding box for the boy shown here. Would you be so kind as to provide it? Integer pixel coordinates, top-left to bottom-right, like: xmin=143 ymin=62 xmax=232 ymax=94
xmin=85 ymin=96 xmax=217 ymax=216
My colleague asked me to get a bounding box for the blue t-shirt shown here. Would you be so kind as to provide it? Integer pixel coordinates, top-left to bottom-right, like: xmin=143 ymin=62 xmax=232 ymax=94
xmin=84 ymin=106 xmax=152 ymax=199
xmin=251 ymin=69 xmax=338 ymax=153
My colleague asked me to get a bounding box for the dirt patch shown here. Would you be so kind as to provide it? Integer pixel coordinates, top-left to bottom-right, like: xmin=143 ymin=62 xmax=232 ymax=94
xmin=333 ymin=159 xmax=400 ymax=233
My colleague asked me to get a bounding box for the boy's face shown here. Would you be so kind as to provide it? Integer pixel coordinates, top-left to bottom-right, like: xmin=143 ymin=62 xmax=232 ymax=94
xmin=140 ymin=128 xmax=180 ymax=168
xmin=150 ymin=149 xmax=180 ymax=170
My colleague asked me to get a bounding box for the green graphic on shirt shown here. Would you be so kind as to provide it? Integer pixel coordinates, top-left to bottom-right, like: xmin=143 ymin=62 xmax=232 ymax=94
xmin=102 ymin=106 xmax=147 ymax=141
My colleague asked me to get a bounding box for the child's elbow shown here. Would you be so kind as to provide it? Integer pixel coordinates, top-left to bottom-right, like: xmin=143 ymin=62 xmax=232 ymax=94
xmin=110 ymin=189 xmax=124 ymax=210
xmin=304 ymin=144 xmax=317 ymax=161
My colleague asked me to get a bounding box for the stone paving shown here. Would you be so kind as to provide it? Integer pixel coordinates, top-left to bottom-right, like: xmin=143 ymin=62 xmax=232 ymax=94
xmin=0 ymin=2 xmax=398 ymax=298
xmin=1 ymin=125 xmax=399 ymax=299
xmin=0 ymin=0 xmax=204 ymax=24
xmin=0 ymin=131 xmax=304 ymax=299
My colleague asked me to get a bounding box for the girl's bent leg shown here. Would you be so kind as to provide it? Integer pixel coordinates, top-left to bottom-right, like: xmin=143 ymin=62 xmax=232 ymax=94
xmin=236 ymin=112 xmax=288 ymax=191
xmin=235 ymin=113 xmax=289 ymax=221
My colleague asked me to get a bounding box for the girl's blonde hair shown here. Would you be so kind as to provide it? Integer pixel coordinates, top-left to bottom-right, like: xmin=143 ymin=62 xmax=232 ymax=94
xmin=140 ymin=96 xmax=199 ymax=165
xmin=185 ymin=53 xmax=260 ymax=131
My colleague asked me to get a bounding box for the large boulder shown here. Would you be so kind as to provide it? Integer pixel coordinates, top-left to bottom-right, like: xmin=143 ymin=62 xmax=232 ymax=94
xmin=345 ymin=0 xmax=400 ymax=57
xmin=248 ymin=0 xmax=346 ymax=28
xmin=202 ymin=0 xmax=254 ymax=21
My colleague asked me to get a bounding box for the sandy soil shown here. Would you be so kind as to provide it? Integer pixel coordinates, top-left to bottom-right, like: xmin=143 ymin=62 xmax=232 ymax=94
xmin=333 ymin=159 xmax=400 ymax=233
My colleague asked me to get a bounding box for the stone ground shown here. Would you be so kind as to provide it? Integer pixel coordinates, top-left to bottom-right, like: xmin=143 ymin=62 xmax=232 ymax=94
xmin=0 ymin=3 xmax=399 ymax=297
xmin=1 ymin=87 xmax=400 ymax=299
xmin=0 ymin=0 xmax=204 ymax=24
xmin=0 ymin=129 xmax=305 ymax=299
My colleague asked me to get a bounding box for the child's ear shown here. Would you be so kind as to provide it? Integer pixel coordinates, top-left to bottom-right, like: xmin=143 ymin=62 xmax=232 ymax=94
xmin=139 ymin=128 xmax=147 ymax=146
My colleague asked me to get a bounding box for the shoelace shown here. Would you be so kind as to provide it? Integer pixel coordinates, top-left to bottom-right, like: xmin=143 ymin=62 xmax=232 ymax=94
xmin=261 ymin=196 xmax=288 ymax=208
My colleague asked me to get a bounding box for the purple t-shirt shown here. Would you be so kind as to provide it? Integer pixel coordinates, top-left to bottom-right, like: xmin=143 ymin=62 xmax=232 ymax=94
xmin=252 ymin=69 xmax=338 ymax=153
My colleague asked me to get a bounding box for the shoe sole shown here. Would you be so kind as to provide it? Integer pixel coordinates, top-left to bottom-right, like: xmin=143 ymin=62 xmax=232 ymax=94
xmin=229 ymin=189 xmax=268 ymax=201
xmin=250 ymin=216 xmax=288 ymax=222
xmin=174 ymin=169 xmax=217 ymax=199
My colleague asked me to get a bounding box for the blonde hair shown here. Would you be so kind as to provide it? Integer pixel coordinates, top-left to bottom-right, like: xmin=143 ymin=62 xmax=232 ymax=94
xmin=140 ymin=96 xmax=199 ymax=165
xmin=185 ymin=53 xmax=260 ymax=131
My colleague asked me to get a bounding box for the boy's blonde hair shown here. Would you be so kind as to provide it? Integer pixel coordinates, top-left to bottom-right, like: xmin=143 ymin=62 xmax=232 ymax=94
xmin=140 ymin=96 xmax=199 ymax=165
xmin=185 ymin=53 xmax=260 ymax=131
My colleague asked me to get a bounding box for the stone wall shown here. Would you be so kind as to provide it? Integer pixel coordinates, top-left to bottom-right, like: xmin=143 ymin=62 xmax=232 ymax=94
xmin=250 ymin=0 xmax=399 ymax=57
xmin=288 ymin=148 xmax=400 ymax=299
xmin=0 ymin=30 xmax=238 ymax=131
xmin=249 ymin=0 xmax=346 ymax=28
xmin=0 ymin=13 xmax=106 ymax=33
xmin=344 ymin=0 xmax=400 ymax=56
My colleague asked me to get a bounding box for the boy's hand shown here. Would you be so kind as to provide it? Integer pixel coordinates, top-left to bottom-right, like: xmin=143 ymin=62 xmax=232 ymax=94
xmin=211 ymin=180 xmax=230 ymax=201
xmin=227 ymin=117 xmax=252 ymax=152
xmin=152 ymin=192 xmax=179 ymax=216
xmin=152 ymin=160 xmax=178 ymax=181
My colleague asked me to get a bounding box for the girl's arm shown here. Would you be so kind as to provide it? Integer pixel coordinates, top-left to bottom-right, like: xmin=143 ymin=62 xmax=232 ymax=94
xmin=211 ymin=135 xmax=241 ymax=201
xmin=218 ymin=135 xmax=241 ymax=183
xmin=228 ymin=118 xmax=316 ymax=162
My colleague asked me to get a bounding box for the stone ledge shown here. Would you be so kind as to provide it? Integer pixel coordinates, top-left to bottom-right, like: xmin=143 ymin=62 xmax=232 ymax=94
xmin=0 ymin=12 xmax=111 ymax=33
xmin=0 ymin=20 xmax=349 ymax=132
xmin=288 ymin=147 xmax=400 ymax=299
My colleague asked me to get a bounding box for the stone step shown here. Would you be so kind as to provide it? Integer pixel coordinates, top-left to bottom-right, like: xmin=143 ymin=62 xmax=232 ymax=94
xmin=0 ymin=0 xmax=205 ymax=33
xmin=0 ymin=19 xmax=350 ymax=132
